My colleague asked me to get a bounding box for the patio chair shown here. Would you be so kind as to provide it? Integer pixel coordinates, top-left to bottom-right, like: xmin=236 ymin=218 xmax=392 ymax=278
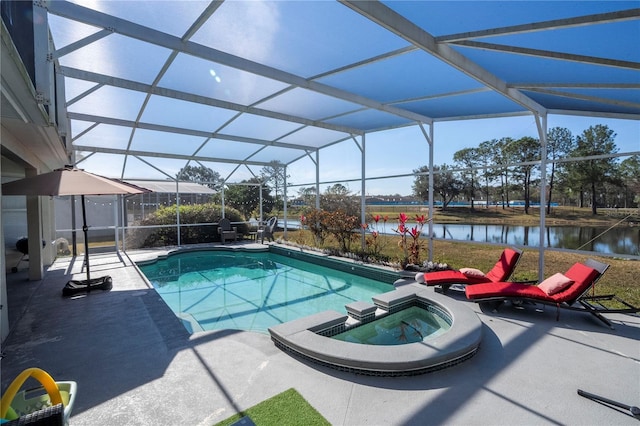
xmin=465 ymin=259 xmax=639 ymax=328
xmin=417 ymin=247 xmax=523 ymax=292
xmin=217 ymin=218 xmax=237 ymax=244
xmin=258 ymin=216 xmax=277 ymax=243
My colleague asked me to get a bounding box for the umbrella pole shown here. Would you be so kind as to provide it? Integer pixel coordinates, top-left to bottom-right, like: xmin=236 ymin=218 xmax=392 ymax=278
xmin=82 ymin=195 xmax=91 ymax=287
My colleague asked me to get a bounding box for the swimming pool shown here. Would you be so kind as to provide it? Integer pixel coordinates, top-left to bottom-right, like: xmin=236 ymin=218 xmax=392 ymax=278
xmin=137 ymin=249 xmax=394 ymax=334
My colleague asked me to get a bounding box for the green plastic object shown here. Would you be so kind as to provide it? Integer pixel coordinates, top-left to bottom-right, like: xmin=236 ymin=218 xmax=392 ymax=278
xmin=7 ymin=381 xmax=76 ymax=425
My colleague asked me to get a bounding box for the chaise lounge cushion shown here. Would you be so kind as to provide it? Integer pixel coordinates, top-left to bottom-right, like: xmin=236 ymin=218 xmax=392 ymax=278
xmin=465 ymin=281 xmax=546 ymax=301
xmin=537 ymin=272 xmax=573 ymax=295
xmin=465 ymin=262 xmax=600 ymax=304
xmin=484 ymin=248 xmax=521 ymax=282
xmin=550 ymin=262 xmax=600 ymax=302
xmin=423 ymin=270 xmax=491 ymax=286
xmin=422 ymin=247 xmax=522 ymax=287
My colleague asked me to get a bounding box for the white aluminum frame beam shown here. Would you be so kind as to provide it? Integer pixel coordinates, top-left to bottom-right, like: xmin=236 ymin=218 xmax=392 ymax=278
xmin=72 ymin=145 xmax=281 ymax=167
xmin=59 ymin=66 xmax=361 ymax=136
xmin=341 ymin=0 xmax=548 ymax=117
xmin=435 ymin=8 xmax=640 ymax=43
xmin=452 ymin=40 xmax=640 ymax=71
xmin=46 ymin=0 xmax=434 ymax=125
xmin=67 ymin=112 xmax=317 ymax=152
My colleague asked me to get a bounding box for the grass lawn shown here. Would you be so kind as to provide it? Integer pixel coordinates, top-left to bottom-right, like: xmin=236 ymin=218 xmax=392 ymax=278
xmin=214 ymin=388 xmax=329 ymax=426
xmin=281 ymin=233 xmax=639 ymax=308
xmin=276 ymin=205 xmax=640 ymax=308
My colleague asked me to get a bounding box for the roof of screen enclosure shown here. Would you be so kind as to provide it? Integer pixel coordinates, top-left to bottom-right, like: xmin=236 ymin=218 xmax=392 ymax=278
xmin=48 ymin=0 xmax=640 ymax=183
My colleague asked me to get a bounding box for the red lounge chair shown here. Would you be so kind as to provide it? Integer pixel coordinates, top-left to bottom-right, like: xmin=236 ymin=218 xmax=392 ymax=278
xmin=421 ymin=247 xmax=523 ymax=292
xmin=465 ymin=259 xmax=638 ymax=328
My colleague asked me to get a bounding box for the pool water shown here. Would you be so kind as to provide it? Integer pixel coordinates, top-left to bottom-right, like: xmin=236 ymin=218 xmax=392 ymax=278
xmin=138 ymin=250 xmax=393 ymax=334
xmin=332 ymin=306 xmax=451 ymax=345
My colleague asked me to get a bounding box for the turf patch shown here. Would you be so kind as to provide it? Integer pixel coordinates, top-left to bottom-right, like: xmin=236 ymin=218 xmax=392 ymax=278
xmin=214 ymin=388 xmax=330 ymax=426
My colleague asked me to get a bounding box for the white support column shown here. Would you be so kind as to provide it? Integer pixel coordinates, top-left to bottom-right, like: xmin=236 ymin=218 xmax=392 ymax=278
xmin=175 ymin=180 xmax=181 ymax=246
xmin=259 ymin=183 xmax=263 ymax=223
xmin=419 ymin=123 xmax=434 ymax=261
xmin=26 ymin=169 xmax=44 ymax=281
xmin=283 ymin=166 xmax=288 ymax=240
xmin=535 ymin=113 xmax=548 ymax=281
xmin=1 ymin=160 xmax=8 ymax=341
xmin=360 ymin=135 xmax=366 ymax=249
xmin=41 ymin=196 xmax=55 ymax=266
xmin=221 ymin=182 xmax=225 ymax=218
xmin=114 ymin=195 xmax=120 ymax=252
xmin=121 ymin=194 xmax=126 ymax=251
xmin=315 ymin=150 xmax=320 ymax=209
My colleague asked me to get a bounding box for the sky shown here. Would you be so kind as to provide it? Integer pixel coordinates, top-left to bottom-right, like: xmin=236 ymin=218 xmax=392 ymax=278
xmin=51 ymin=1 xmax=639 ymax=198
xmin=286 ymin=114 xmax=640 ymax=197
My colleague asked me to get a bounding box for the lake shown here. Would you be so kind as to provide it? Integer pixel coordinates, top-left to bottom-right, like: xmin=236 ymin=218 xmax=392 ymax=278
xmin=427 ymin=223 xmax=639 ymax=256
xmin=284 ymin=220 xmax=639 ymax=256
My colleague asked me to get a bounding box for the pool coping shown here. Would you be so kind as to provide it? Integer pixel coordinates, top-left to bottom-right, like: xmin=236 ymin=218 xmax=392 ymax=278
xmin=131 ymin=242 xmax=405 ymax=286
xmin=132 ymin=243 xmax=270 ymax=267
xmin=268 ymin=284 xmax=483 ymax=376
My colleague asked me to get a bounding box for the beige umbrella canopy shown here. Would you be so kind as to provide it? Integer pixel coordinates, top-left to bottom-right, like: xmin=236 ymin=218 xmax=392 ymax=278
xmin=2 ymin=165 xmax=150 ymax=293
xmin=1 ymin=165 xmax=149 ymax=196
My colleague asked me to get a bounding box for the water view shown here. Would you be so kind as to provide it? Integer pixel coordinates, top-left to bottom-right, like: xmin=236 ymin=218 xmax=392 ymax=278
xmin=285 ymin=220 xmax=639 ymax=256
xmin=426 ymin=223 xmax=639 ymax=256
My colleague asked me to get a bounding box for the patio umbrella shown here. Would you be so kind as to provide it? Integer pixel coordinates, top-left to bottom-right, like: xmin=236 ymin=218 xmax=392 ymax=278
xmin=2 ymin=165 xmax=150 ymax=293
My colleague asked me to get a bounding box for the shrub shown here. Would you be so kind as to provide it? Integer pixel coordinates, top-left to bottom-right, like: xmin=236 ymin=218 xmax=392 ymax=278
xmin=302 ymin=208 xmax=330 ymax=246
xmin=126 ymin=203 xmax=247 ymax=248
xmin=324 ymin=209 xmax=359 ymax=252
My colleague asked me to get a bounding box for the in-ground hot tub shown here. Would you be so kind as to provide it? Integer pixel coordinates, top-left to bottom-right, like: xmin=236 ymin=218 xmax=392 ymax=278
xmin=332 ymin=305 xmax=451 ymax=345
xmin=268 ymin=284 xmax=482 ymax=376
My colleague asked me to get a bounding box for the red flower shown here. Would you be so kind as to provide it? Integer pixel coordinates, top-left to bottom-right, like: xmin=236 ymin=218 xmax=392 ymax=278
xmin=373 ymin=214 xmax=380 ymax=223
xmin=397 ymin=224 xmax=407 ymax=234
xmin=361 ymin=223 xmax=368 ymax=230
xmin=415 ymin=214 xmax=426 ymax=225
xmin=383 ymin=215 xmax=389 ymax=223
xmin=372 ymin=230 xmax=379 ymax=237
xmin=300 ymin=215 xmax=306 ymax=223
xmin=398 ymin=213 xmax=408 ymax=224
xmin=409 ymin=226 xmax=420 ymax=239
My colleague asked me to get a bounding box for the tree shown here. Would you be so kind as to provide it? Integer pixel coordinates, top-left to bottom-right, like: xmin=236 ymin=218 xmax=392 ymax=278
xmin=453 ymin=147 xmax=480 ymax=210
xmin=545 ymin=127 xmax=574 ymax=214
xmin=510 ymin=136 xmax=540 ymax=214
xmin=478 ymin=140 xmax=499 ymax=208
xmin=225 ymin=177 xmax=274 ymax=219
xmin=619 ymin=155 xmax=640 ymax=207
xmin=567 ymin=125 xmax=619 ymax=215
xmin=412 ymin=164 xmax=462 ymax=210
xmin=320 ymin=184 xmax=359 ymax=216
xmin=260 ymin=160 xmax=290 ymax=208
xmin=494 ymin=137 xmax=517 ymax=208
xmin=435 ymin=165 xmax=464 ymax=210
xmin=298 ymin=186 xmax=318 ymax=207
xmin=412 ymin=166 xmax=430 ymax=202
xmin=177 ymin=164 xmax=223 ymax=191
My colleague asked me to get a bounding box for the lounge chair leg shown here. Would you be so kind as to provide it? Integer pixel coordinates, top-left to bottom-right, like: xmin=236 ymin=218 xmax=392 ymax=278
xmin=489 ymin=300 xmax=504 ymax=312
xmin=590 ymin=310 xmax=615 ymax=329
xmin=578 ymin=300 xmax=615 ymax=329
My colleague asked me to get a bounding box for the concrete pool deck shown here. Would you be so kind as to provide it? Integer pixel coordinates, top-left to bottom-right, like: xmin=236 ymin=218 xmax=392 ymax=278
xmin=2 ymin=244 xmax=639 ymax=425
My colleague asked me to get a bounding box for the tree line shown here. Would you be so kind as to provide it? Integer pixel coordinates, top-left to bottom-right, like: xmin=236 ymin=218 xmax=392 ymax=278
xmin=176 ymin=160 xmax=290 ymax=219
xmin=412 ymin=124 xmax=640 ymax=215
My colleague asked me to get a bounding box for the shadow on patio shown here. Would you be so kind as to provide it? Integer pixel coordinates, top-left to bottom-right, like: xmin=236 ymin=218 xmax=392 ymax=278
xmin=2 ymin=250 xmax=638 ymax=425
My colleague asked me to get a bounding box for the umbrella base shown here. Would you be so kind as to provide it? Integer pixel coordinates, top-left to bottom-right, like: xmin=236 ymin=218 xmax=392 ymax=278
xmin=62 ymin=276 xmax=113 ymax=297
